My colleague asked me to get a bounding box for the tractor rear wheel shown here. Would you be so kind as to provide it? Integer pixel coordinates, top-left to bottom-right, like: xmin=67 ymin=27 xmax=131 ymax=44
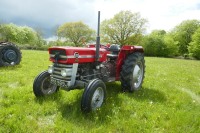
xmin=33 ymin=71 xmax=59 ymax=97
xmin=120 ymin=52 xmax=145 ymax=92
xmin=0 ymin=42 xmax=22 ymax=67
xmin=81 ymin=79 xmax=106 ymax=113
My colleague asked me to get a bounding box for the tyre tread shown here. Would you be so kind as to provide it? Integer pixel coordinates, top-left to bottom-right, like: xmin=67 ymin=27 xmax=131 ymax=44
xmin=120 ymin=52 xmax=145 ymax=92
xmin=0 ymin=42 xmax=22 ymax=66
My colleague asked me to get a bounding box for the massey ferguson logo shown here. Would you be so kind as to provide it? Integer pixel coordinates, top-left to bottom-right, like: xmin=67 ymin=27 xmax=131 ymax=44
xmin=74 ymin=52 xmax=79 ymax=58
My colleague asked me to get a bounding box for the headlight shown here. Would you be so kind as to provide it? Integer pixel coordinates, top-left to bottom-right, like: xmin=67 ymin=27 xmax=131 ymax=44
xmin=61 ymin=69 xmax=67 ymax=77
xmin=48 ymin=65 xmax=54 ymax=73
xmin=61 ymin=68 xmax=72 ymax=77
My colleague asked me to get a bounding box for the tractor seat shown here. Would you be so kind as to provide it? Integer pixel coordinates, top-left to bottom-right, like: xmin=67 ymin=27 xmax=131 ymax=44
xmin=107 ymin=44 xmax=120 ymax=59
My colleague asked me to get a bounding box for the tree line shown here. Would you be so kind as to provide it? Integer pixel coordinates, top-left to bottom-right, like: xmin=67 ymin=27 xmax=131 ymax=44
xmin=0 ymin=23 xmax=47 ymax=50
xmin=140 ymin=19 xmax=200 ymax=59
xmin=0 ymin=10 xmax=200 ymax=59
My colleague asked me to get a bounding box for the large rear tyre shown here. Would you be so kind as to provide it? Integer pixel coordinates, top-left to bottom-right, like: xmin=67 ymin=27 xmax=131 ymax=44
xmin=0 ymin=42 xmax=22 ymax=67
xmin=33 ymin=71 xmax=59 ymax=97
xmin=120 ymin=52 xmax=145 ymax=92
xmin=81 ymin=79 xmax=106 ymax=113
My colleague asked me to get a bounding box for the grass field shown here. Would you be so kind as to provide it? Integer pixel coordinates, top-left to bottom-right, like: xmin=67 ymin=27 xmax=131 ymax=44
xmin=0 ymin=50 xmax=200 ymax=133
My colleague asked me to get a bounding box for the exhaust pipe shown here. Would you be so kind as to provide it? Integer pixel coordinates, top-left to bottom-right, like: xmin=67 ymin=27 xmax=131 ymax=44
xmin=95 ymin=11 xmax=100 ymax=61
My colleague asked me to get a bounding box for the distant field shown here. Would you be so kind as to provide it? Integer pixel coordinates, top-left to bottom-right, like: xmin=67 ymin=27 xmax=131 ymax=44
xmin=0 ymin=50 xmax=200 ymax=132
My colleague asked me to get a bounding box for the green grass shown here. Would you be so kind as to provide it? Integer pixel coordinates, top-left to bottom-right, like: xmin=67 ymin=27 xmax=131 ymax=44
xmin=0 ymin=50 xmax=200 ymax=133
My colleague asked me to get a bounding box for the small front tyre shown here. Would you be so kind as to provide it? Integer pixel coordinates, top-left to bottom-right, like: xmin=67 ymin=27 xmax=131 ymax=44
xmin=81 ymin=79 xmax=106 ymax=113
xmin=33 ymin=71 xmax=59 ymax=97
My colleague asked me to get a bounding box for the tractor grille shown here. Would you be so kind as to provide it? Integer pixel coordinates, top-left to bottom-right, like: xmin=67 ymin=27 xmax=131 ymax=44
xmin=51 ymin=63 xmax=72 ymax=80
xmin=49 ymin=49 xmax=67 ymax=60
xmin=49 ymin=49 xmax=66 ymax=55
xmin=50 ymin=63 xmax=73 ymax=87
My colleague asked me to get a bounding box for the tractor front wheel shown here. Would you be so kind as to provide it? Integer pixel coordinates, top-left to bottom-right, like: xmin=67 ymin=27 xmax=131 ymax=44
xmin=120 ymin=52 xmax=145 ymax=92
xmin=33 ymin=71 xmax=59 ymax=97
xmin=81 ymin=79 xmax=106 ymax=113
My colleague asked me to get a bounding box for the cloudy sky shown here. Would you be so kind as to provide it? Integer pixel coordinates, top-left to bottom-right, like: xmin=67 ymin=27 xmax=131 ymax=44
xmin=0 ymin=0 xmax=200 ymax=38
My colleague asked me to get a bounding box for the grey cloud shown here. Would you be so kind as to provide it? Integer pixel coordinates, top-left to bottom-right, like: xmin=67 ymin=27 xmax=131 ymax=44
xmin=0 ymin=0 xmax=97 ymax=37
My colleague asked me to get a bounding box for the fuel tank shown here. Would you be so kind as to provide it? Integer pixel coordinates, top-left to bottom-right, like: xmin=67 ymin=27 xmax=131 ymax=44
xmin=48 ymin=46 xmax=108 ymax=64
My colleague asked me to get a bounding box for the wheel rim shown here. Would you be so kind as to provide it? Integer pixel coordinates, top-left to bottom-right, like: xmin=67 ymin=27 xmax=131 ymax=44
xmin=132 ymin=62 xmax=143 ymax=88
xmin=91 ymin=87 xmax=104 ymax=110
xmin=41 ymin=77 xmax=57 ymax=95
xmin=2 ymin=49 xmax=17 ymax=63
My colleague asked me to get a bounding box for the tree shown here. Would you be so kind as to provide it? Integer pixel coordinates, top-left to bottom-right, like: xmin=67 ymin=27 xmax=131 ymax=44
xmin=101 ymin=10 xmax=148 ymax=45
xmin=188 ymin=27 xmax=200 ymax=59
xmin=125 ymin=33 xmax=143 ymax=46
xmin=0 ymin=23 xmax=18 ymax=42
xmin=22 ymin=26 xmax=38 ymax=44
xmin=0 ymin=23 xmax=42 ymax=46
xmin=141 ymin=30 xmax=178 ymax=57
xmin=33 ymin=28 xmax=46 ymax=47
xmin=57 ymin=21 xmax=95 ymax=46
xmin=163 ymin=34 xmax=179 ymax=57
xmin=171 ymin=19 xmax=200 ymax=55
xmin=141 ymin=30 xmax=166 ymax=56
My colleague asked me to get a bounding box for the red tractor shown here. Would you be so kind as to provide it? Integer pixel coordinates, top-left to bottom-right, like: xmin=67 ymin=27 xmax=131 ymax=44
xmin=33 ymin=12 xmax=145 ymax=113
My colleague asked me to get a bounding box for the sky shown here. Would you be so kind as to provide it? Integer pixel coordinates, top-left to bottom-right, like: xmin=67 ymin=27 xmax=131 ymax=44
xmin=0 ymin=0 xmax=200 ymax=38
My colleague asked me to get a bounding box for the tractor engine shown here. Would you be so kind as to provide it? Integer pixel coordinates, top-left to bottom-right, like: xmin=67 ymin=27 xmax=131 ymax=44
xmin=78 ymin=63 xmax=96 ymax=81
xmin=76 ymin=59 xmax=117 ymax=83
xmin=76 ymin=61 xmax=116 ymax=82
xmin=99 ymin=44 xmax=120 ymax=82
xmin=100 ymin=60 xmax=116 ymax=82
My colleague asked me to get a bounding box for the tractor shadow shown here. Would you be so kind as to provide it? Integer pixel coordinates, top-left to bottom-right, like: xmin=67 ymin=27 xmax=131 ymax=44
xmin=127 ymin=87 xmax=167 ymax=103
xmin=106 ymin=82 xmax=167 ymax=103
xmin=34 ymin=91 xmax=63 ymax=104
xmin=54 ymin=82 xmax=166 ymax=124
xmin=0 ymin=64 xmax=22 ymax=70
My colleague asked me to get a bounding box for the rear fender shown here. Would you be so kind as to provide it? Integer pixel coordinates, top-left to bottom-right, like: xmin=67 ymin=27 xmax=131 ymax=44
xmin=115 ymin=45 xmax=144 ymax=80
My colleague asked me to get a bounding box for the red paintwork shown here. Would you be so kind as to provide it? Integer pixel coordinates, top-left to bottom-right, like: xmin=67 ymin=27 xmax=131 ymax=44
xmin=48 ymin=46 xmax=109 ymax=64
xmin=48 ymin=45 xmax=144 ymax=81
xmin=115 ymin=45 xmax=144 ymax=80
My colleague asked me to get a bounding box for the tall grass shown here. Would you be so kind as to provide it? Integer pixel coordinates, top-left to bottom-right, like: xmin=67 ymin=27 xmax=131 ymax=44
xmin=0 ymin=50 xmax=199 ymax=132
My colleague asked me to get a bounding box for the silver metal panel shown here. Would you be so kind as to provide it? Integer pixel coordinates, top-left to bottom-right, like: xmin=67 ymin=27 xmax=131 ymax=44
xmin=70 ymin=63 xmax=78 ymax=86
xmin=55 ymin=63 xmax=72 ymax=68
xmin=50 ymin=54 xmax=67 ymax=59
xmin=51 ymin=74 xmax=70 ymax=80
xmin=50 ymin=54 xmax=102 ymax=59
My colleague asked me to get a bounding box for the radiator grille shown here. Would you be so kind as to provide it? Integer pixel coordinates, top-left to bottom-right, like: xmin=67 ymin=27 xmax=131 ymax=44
xmin=50 ymin=63 xmax=72 ymax=88
xmin=49 ymin=49 xmax=67 ymax=60
xmin=51 ymin=63 xmax=72 ymax=81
